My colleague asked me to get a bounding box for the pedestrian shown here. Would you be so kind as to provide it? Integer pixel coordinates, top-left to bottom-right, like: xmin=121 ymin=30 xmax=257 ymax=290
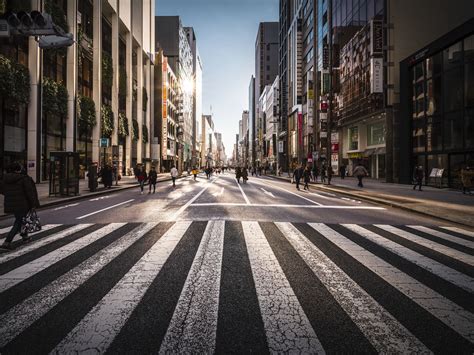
xmin=353 ymin=162 xmax=368 ymax=188
xmin=137 ymin=166 xmax=147 ymax=194
xmin=102 ymin=164 xmax=113 ymax=188
xmin=303 ymin=166 xmax=311 ymax=190
xmin=170 ymin=165 xmax=178 ymax=187
xmin=278 ymin=166 xmax=282 ymax=176
xmin=321 ymin=164 xmax=327 ymax=184
xmin=148 ymin=166 xmax=158 ymax=193
xmin=412 ymin=165 xmax=424 ymax=191
xmin=0 ymin=163 xmax=40 ymax=250
xmin=312 ymin=165 xmax=318 ymax=182
xmin=293 ymin=165 xmax=303 ymax=190
xmin=327 ymin=165 xmax=333 ymax=185
xmin=461 ymin=166 xmax=474 ymax=195
xmin=236 ymin=166 xmax=242 ymax=183
xmin=192 ymin=167 xmax=198 ymax=181
xmin=242 ymin=167 xmax=248 ymax=184
xmin=339 ymin=164 xmax=346 ymax=179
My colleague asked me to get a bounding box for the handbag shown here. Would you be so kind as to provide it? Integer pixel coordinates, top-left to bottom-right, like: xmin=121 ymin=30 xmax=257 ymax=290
xmin=21 ymin=209 xmax=42 ymax=234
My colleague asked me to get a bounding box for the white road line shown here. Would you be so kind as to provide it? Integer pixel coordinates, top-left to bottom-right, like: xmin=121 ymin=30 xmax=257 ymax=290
xmin=54 ymin=203 xmax=80 ymax=211
xmin=171 ymin=178 xmax=218 ymax=219
xmin=212 ymin=187 xmax=225 ymax=197
xmin=159 ymin=221 xmax=225 ymax=354
xmin=343 ymin=224 xmax=474 ymax=293
xmin=242 ymin=221 xmax=325 ymax=353
xmin=89 ymin=196 xmax=112 ymax=201
xmin=0 ymin=224 xmax=60 ymax=240
xmin=251 ymin=178 xmax=323 ymax=206
xmin=375 ymin=225 xmax=474 ymax=266
xmin=310 ymin=223 xmax=474 ymax=343
xmin=0 ymin=224 xmax=92 ymax=265
xmin=276 ymin=222 xmax=429 ymax=353
xmin=236 ymin=180 xmax=251 ymax=205
xmin=0 ymin=223 xmax=158 ymax=348
xmin=54 ymin=221 xmax=191 ymax=354
xmin=408 ymin=225 xmax=474 ymax=249
xmin=260 ymin=188 xmax=276 ymax=198
xmin=440 ymin=226 xmax=474 ymax=238
xmin=189 ymin=202 xmax=385 ymax=210
xmin=76 ymin=199 xmax=135 ymax=220
xmin=0 ymin=223 xmax=125 ymax=293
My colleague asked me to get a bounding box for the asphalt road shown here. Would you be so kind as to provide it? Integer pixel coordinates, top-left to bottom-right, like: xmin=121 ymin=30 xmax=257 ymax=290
xmin=0 ymin=171 xmax=473 ymax=353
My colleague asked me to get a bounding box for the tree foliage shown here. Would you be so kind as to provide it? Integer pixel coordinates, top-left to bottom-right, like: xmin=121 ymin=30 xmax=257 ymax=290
xmin=101 ymin=104 xmax=114 ymax=138
xmin=42 ymin=76 xmax=68 ymax=117
xmin=132 ymin=119 xmax=139 ymax=141
xmin=142 ymin=87 xmax=148 ymax=112
xmin=77 ymin=95 xmax=96 ymax=137
xmin=119 ymin=67 xmax=127 ymax=99
xmin=102 ymin=51 xmax=113 ymax=90
xmin=0 ymin=54 xmax=30 ymax=108
xmin=118 ymin=112 xmax=129 ymax=137
xmin=142 ymin=124 xmax=148 ymax=143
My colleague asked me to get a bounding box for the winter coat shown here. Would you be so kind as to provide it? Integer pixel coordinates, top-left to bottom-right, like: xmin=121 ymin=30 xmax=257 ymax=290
xmin=461 ymin=169 xmax=474 ymax=188
xmin=137 ymin=171 xmax=148 ymax=182
xmin=303 ymin=169 xmax=311 ymax=183
xmin=0 ymin=173 xmax=40 ymax=214
xmin=353 ymin=165 xmax=368 ymax=177
xmin=242 ymin=169 xmax=248 ymax=179
xmin=148 ymin=170 xmax=158 ymax=183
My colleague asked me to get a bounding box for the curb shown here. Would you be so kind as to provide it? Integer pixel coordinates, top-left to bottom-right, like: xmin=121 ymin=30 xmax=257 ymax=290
xmin=0 ymin=176 xmax=179 ymax=220
xmin=265 ymin=175 xmax=474 ymax=228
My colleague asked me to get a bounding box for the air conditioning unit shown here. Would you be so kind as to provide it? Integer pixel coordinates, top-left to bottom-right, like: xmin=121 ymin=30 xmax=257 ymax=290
xmin=0 ymin=20 xmax=10 ymax=38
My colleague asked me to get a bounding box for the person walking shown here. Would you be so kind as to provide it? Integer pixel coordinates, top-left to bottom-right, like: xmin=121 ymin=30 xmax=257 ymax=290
xmin=320 ymin=164 xmax=327 ymax=184
xmin=0 ymin=163 xmax=40 ymax=250
xmin=311 ymin=165 xmax=318 ymax=183
xmin=412 ymin=165 xmax=424 ymax=191
xmin=293 ymin=165 xmax=303 ymax=190
xmin=102 ymin=164 xmax=113 ymax=189
xmin=236 ymin=167 xmax=242 ymax=183
xmin=327 ymin=165 xmax=333 ymax=185
xmin=148 ymin=166 xmax=158 ymax=194
xmin=339 ymin=164 xmax=346 ymax=179
xmin=303 ymin=166 xmax=311 ymax=190
xmin=461 ymin=166 xmax=474 ymax=195
xmin=137 ymin=166 xmax=147 ymax=194
xmin=170 ymin=165 xmax=178 ymax=187
xmin=191 ymin=167 xmax=198 ymax=181
xmin=353 ymin=162 xmax=368 ymax=188
xmin=242 ymin=167 xmax=248 ymax=184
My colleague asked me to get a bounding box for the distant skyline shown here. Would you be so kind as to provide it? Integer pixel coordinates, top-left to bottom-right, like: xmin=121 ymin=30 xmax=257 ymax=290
xmin=156 ymin=0 xmax=279 ymax=157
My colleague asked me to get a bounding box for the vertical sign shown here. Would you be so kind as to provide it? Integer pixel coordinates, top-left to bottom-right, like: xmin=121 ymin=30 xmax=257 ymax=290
xmin=278 ymin=141 xmax=284 ymax=153
xmin=370 ymin=57 xmax=383 ymax=93
xmin=370 ymin=20 xmax=383 ymax=55
xmin=298 ymin=112 xmax=303 ymax=146
xmin=162 ymin=57 xmax=168 ymax=159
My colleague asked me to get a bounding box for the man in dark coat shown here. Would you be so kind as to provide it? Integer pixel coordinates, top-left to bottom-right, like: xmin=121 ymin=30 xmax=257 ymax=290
xmin=293 ymin=165 xmax=303 ymax=190
xmin=412 ymin=165 xmax=424 ymax=191
xmin=0 ymin=163 xmax=40 ymax=250
xmin=148 ymin=166 xmax=158 ymax=194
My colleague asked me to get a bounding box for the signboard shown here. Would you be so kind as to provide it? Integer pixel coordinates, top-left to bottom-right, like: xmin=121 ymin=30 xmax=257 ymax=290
xmin=99 ymin=138 xmax=110 ymax=148
xmin=331 ymin=153 xmax=339 ymax=172
xmin=331 ymin=132 xmax=339 ymax=143
xmin=331 ymin=143 xmax=339 ymax=152
xmin=298 ymin=112 xmax=303 ymax=146
xmin=323 ymin=43 xmax=329 ymax=69
xmin=319 ymin=112 xmax=327 ymax=121
xmin=312 ymin=151 xmax=319 ymax=161
xmin=370 ymin=20 xmax=383 ymax=55
xmin=278 ymin=141 xmax=284 ymax=153
xmin=436 ymin=168 xmax=444 ymax=177
xmin=370 ymin=57 xmax=383 ymax=93
xmin=162 ymin=57 xmax=168 ymax=160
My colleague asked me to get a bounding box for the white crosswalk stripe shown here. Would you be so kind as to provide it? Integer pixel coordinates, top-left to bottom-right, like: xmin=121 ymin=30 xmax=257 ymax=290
xmin=0 ymin=224 xmax=60 ymax=239
xmin=441 ymin=226 xmax=474 ymax=238
xmin=0 ymin=221 xmax=472 ymax=353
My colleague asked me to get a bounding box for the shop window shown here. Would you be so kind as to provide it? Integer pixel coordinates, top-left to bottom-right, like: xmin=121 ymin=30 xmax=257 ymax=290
xmin=443 ymin=111 xmax=463 ymax=150
xmin=349 ymin=126 xmax=359 ymax=150
xmin=443 ymin=41 xmax=462 ymax=70
xmin=426 ymin=116 xmax=442 ymax=152
xmin=426 ymin=52 xmax=442 ymax=78
xmin=367 ymin=122 xmax=385 ymax=146
xmin=465 ymin=62 xmax=474 ymax=107
xmin=466 ymin=109 xmax=474 ymax=149
xmin=426 ymin=77 xmax=441 ymax=116
xmin=464 ymin=34 xmax=474 ymax=62
xmin=413 ymin=62 xmax=424 ymax=84
xmin=412 ymin=119 xmax=425 ymax=153
xmin=443 ymin=66 xmax=463 ymax=112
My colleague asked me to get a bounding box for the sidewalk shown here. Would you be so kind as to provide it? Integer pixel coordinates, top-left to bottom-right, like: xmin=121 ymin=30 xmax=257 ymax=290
xmin=0 ymin=173 xmax=177 ymax=217
xmin=268 ymin=174 xmax=474 ymax=227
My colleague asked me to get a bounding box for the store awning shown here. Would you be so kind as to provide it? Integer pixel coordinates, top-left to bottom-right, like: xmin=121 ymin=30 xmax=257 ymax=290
xmin=363 ymin=148 xmax=376 ymax=157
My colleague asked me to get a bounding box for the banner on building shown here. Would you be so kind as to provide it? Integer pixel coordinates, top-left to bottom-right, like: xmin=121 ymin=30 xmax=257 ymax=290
xmin=298 ymin=113 xmax=303 ymax=146
xmin=162 ymin=59 xmax=168 ymax=160
xmin=370 ymin=20 xmax=383 ymax=55
xmin=370 ymin=57 xmax=383 ymax=93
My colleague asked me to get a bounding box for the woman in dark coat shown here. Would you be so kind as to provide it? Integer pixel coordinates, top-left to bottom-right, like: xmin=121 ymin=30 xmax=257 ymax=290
xmin=0 ymin=163 xmax=40 ymax=250
xmin=303 ymin=166 xmax=311 ymax=190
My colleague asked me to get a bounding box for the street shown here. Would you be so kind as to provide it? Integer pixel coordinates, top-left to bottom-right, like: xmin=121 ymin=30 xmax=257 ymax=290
xmin=0 ymin=172 xmax=473 ymax=353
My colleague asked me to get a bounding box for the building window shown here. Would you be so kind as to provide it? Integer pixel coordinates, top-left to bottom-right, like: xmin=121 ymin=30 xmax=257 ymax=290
xmin=443 ymin=111 xmax=463 ymax=150
xmin=367 ymin=122 xmax=385 ymax=146
xmin=443 ymin=41 xmax=462 ymax=71
xmin=349 ymin=126 xmax=359 ymax=150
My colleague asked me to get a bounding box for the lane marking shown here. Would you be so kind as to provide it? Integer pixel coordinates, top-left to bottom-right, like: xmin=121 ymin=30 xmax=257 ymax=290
xmin=54 ymin=222 xmax=191 ymax=354
xmin=160 ymin=221 xmax=225 ymax=354
xmin=54 ymin=203 xmax=80 ymax=211
xmin=170 ymin=178 xmax=218 ymax=220
xmin=0 ymin=223 xmax=126 ymax=293
xmin=212 ymin=187 xmax=225 ymax=197
xmin=0 ymin=225 xmax=92 ymax=265
xmin=343 ymin=224 xmax=474 ymax=293
xmin=375 ymin=225 xmax=474 ymax=266
xmin=0 ymin=223 xmax=158 ymax=348
xmin=277 ymin=222 xmax=429 ymax=353
xmin=408 ymin=225 xmax=474 ymax=248
xmin=440 ymin=226 xmax=474 ymax=238
xmin=242 ymin=221 xmax=325 ymax=353
xmin=89 ymin=196 xmax=112 ymax=202
xmin=260 ymin=188 xmax=275 ymax=198
xmin=236 ymin=179 xmax=251 ymax=205
xmin=189 ymin=202 xmax=385 ymax=210
xmin=76 ymin=200 xmax=135 ymax=220
xmin=250 ymin=178 xmax=323 ymax=206
xmin=310 ymin=223 xmax=474 ymax=343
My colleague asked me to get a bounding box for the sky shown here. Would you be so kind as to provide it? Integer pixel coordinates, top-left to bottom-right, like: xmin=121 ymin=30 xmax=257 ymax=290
xmin=156 ymin=0 xmax=279 ymax=158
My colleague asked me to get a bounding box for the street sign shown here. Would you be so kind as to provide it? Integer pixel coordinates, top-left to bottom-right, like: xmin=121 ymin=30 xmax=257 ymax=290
xmin=99 ymin=138 xmax=110 ymax=148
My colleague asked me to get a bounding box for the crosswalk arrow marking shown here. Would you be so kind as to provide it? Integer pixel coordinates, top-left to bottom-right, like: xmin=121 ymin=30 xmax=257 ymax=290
xmin=260 ymin=188 xmax=275 ymax=198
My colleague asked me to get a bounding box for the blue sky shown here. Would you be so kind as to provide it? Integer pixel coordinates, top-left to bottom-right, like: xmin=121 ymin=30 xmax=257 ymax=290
xmin=156 ymin=0 xmax=279 ymax=156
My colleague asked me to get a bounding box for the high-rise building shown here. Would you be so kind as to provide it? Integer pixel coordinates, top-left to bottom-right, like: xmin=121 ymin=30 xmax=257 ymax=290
xmin=248 ymin=76 xmax=255 ymax=166
xmin=0 ymin=0 xmax=155 ymax=182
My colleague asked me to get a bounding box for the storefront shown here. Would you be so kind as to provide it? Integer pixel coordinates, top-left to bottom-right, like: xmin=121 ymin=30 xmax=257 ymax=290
xmin=400 ymin=19 xmax=474 ymax=188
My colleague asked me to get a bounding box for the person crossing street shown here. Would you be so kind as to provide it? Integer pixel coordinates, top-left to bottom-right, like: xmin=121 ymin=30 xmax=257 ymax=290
xmin=148 ymin=166 xmax=158 ymax=194
xmin=137 ymin=166 xmax=148 ymax=194
xmin=170 ymin=165 xmax=178 ymax=188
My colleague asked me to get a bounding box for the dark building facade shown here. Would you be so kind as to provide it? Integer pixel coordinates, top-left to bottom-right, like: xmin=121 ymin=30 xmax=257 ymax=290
xmin=279 ymin=0 xmax=291 ymax=172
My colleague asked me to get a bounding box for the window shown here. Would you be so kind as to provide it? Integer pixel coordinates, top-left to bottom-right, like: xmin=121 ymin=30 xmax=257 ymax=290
xmin=349 ymin=126 xmax=359 ymax=150
xmin=426 ymin=76 xmax=441 ymax=116
xmin=443 ymin=66 xmax=463 ymax=112
xmin=443 ymin=111 xmax=463 ymax=150
xmin=465 ymin=62 xmax=474 ymax=107
xmin=427 ymin=116 xmax=443 ymax=152
xmin=412 ymin=119 xmax=426 ymax=153
xmin=367 ymin=122 xmax=385 ymax=146
xmin=464 ymin=34 xmax=474 ymax=61
xmin=443 ymin=41 xmax=462 ymax=70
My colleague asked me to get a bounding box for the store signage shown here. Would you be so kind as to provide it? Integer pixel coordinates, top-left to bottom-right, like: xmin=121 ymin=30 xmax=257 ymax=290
xmin=331 ymin=132 xmax=339 ymax=143
xmin=319 ymin=112 xmax=327 ymax=121
xmin=323 ymin=43 xmax=329 ymax=69
xmin=278 ymin=141 xmax=284 ymax=153
xmin=370 ymin=20 xmax=383 ymax=55
xmin=298 ymin=113 xmax=303 ymax=145
xmin=370 ymin=57 xmax=383 ymax=93
xmin=331 ymin=143 xmax=339 ymax=152
xmin=320 ymin=101 xmax=328 ymax=112
xmin=162 ymin=57 xmax=168 ymax=160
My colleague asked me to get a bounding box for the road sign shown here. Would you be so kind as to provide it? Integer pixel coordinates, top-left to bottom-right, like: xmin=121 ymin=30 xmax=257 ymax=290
xmin=99 ymin=138 xmax=110 ymax=148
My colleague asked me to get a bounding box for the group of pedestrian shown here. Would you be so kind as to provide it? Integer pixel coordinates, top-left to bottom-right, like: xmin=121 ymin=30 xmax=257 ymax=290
xmin=98 ymin=164 xmax=113 ymax=189
xmin=235 ymin=166 xmax=248 ymax=184
xmin=0 ymin=163 xmax=40 ymax=250
xmin=135 ymin=165 xmax=160 ymax=194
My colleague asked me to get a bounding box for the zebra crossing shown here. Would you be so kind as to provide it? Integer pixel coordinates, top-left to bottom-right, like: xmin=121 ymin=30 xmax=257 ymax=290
xmin=0 ymin=221 xmax=473 ymax=353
